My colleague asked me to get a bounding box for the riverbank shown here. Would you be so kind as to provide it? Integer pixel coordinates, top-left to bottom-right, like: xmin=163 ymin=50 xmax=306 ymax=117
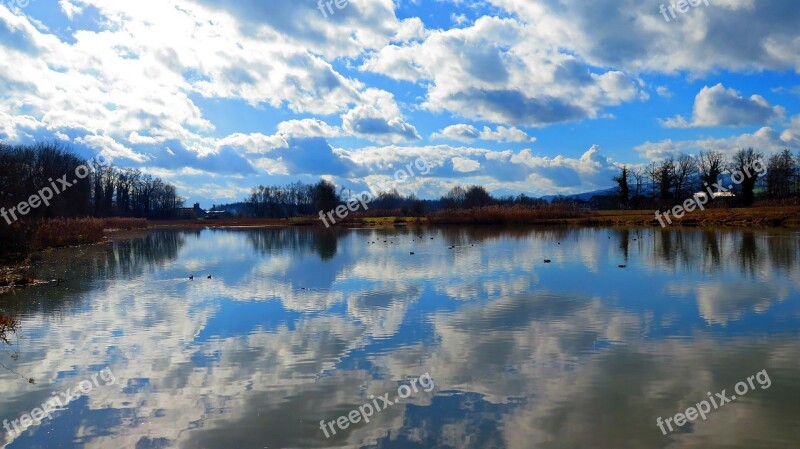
xmin=571 ymin=207 xmax=800 ymax=227
xmin=146 ymin=206 xmax=800 ymax=229
xmin=4 ymin=206 xmax=800 ymax=290
xmin=0 ymin=218 xmax=147 ymax=290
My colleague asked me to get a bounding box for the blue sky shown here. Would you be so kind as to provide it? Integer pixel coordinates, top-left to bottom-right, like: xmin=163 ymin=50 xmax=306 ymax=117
xmin=1 ymin=0 xmax=800 ymax=206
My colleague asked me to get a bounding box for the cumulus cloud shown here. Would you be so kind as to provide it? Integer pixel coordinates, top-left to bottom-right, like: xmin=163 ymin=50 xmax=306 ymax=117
xmin=189 ymin=0 xmax=420 ymax=59
xmin=58 ymin=0 xmax=83 ymax=19
xmin=637 ymin=114 xmax=800 ymax=160
xmin=431 ymin=124 xmax=481 ymax=142
xmin=360 ymin=16 xmax=642 ymax=126
xmin=217 ymin=132 xmax=288 ymax=154
xmin=432 ymin=124 xmax=536 ymax=143
xmin=74 ymin=134 xmax=150 ymax=163
xmin=341 ymin=89 xmax=421 ymax=143
xmin=344 ymin=143 xmax=619 ymax=195
xmin=276 ymin=118 xmax=341 ymax=138
xmin=662 ymin=84 xmax=784 ymax=128
xmin=490 ymin=0 xmax=800 ymax=73
xmin=656 ymin=86 xmax=673 ymax=98
xmin=2 ymin=0 xmax=800 ymax=201
xmin=452 ymin=157 xmax=481 ymax=173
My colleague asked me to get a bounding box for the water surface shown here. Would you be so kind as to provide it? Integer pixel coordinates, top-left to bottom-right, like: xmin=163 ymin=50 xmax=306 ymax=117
xmin=1 ymin=227 xmax=799 ymax=448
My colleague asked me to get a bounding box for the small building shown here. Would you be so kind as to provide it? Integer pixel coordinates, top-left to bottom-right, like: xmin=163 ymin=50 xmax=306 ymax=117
xmin=177 ymin=203 xmax=207 ymax=219
xmin=693 ymin=191 xmax=736 ymax=200
xmin=205 ymin=210 xmax=233 ymax=219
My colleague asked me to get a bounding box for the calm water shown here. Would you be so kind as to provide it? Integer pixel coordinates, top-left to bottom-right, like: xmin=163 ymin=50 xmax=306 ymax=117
xmin=0 ymin=227 xmax=799 ymax=448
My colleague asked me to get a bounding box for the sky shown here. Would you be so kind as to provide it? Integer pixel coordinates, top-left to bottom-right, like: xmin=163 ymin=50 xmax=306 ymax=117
xmin=1 ymin=0 xmax=800 ymax=207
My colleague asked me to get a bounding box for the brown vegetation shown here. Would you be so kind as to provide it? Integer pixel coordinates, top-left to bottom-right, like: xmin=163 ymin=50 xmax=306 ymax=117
xmin=429 ymin=204 xmax=587 ymax=225
xmin=102 ymin=217 xmax=148 ymax=230
xmin=1 ymin=218 xmax=109 ymax=265
xmin=31 ymin=218 xmax=106 ymax=249
xmin=574 ymin=206 xmax=800 ymax=227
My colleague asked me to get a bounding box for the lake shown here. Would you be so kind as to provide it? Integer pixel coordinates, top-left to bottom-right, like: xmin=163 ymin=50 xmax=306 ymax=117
xmin=0 ymin=227 xmax=799 ymax=448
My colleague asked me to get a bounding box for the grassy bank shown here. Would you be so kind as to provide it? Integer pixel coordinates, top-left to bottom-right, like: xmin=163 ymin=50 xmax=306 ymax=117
xmin=428 ymin=204 xmax=586 ymax=225
xmin=0 ymin=217 xmax=149 ymax=288
xmin=145 ymin=206 xmax=800 ymax=229
xmin=4 ymin=206 xmax=800 ymax=284
xmin=571 ymin=206 xmax=800 ymax=227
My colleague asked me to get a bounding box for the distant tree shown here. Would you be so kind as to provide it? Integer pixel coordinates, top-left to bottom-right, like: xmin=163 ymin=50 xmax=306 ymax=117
xmin=631 ymin=168 xmax=645 ymax=208
xmin=0 ymin=142 xmax=181 ymax=221
xmin=731 ymin=148 xmax=764 ymax=206
xmin=646 ymin=162 xmax=659 ymax=201
xmin=410 ymin=198 xmax=425 ymax=217
xmin=464 ymin=185 xmax=493 ymax=208
xmin=441 ymin=186 xmax=467 ymax=209
xmin=613 ymin=166 xmax=630 ymax=208
xmin=656 ymin=157 xmax=676 ymax=201
xmin=698 ymin=150 xmax=726 ymax=189
xmin=674 ymin=154 xmax=698 ymax=199
xmin=312 ymin=180 xmax=339 ymax=212
xmin=766 ymin=149 xmax=795 ymax=199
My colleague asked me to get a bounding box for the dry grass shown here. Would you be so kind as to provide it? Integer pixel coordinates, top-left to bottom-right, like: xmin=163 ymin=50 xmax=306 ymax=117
xmin=31 ymin=218 xmax=105 ymax=249
xmin=152 ymin=217 xmax=316 ymax=228
xmin=429 ymin=204 xmax=588 ymax=225
xmin=103 ymin=217 xmax=148 ymax=230
xmin=574 ymin=206 xmax=800 ymax=227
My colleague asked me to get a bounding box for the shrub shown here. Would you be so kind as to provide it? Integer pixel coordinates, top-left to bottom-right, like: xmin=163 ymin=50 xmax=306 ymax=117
xmin=31 ymin=218 xmax=105 ymax=249
xmin=428 ymin=204 xmax=587 ymax=225
xmin=102 ymin=217 xmax=148 ymax=230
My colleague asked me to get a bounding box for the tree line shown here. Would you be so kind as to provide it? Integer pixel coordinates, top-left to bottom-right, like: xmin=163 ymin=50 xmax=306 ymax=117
xmin=232 ymin=181 xmax=562 ymax=219
xmin=0 ymin=142 xmax=184 ymax=220
xmin=241 ymin=180 xmax=431 ymax=218
xmin=611 ymin=148 xmax=800 ymax=209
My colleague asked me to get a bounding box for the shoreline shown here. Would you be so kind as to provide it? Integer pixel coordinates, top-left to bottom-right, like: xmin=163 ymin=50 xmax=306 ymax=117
xmin=3 ymin=206 xmax=800 ymax=291
xmin=144 ymin=206 xmax=800 ymax=229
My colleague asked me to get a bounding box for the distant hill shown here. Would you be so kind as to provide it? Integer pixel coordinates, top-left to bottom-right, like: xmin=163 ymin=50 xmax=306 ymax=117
xmin=540 ymin=187 xmax=616 ymax=202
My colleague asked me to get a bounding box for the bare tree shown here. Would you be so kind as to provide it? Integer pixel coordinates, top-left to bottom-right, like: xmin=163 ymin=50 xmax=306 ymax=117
xmin=631 ymin=168 xmax=644 ymax=208
xmin=656 ymin=157 xmax=676 ymax=201
xmin=766 ymin=149 xmax=795 ymax=199
xmin=698 ymin=150 xmax=726 ymax=188
xmin=613 ymin=166 xmax=630 ymax=208
xmin=442 ymin=186 xmax=467 ymax=209
xmin=674 ymin=154 xmax=698 ymax=199
xmin=464 ymin=185 xmax=493 ymax=208
xmin=731 ymin=148 xmax=764 ymax=206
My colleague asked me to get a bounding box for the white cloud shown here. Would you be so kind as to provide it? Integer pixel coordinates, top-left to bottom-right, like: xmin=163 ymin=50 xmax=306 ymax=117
xmin=217 ymin=132 xmax=288 ymax=154
xmin=276 ymin=119 xmax=340 ymax=138
xmin=361 ymin=16 xmax=642 ymax=126
xmin=74 ymin=134 xmax=150 ymax=162
xmin=58 ymin=0 xmax=83 ymax=19
xmin=489 ymin=0 xmax=800 ymax=74
xmin=662 ymin=84 xmax=784 ymax=128
xmin=637 ymin=114 xmax=800 ymax=160
xmin=480 ymin=125 xmax=536 ymax=143
xmin=452 ymin=157 xmax=481 ymax=173
xmin=433 ymin=124 xmax=536 ymax=143
xmin=431 ymin=124 xmax=481 ymax=142
xmin=341 ymin=89 xmax=421 ymax=143
xmin=655 ymin=86 xmax=673 ymax=98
